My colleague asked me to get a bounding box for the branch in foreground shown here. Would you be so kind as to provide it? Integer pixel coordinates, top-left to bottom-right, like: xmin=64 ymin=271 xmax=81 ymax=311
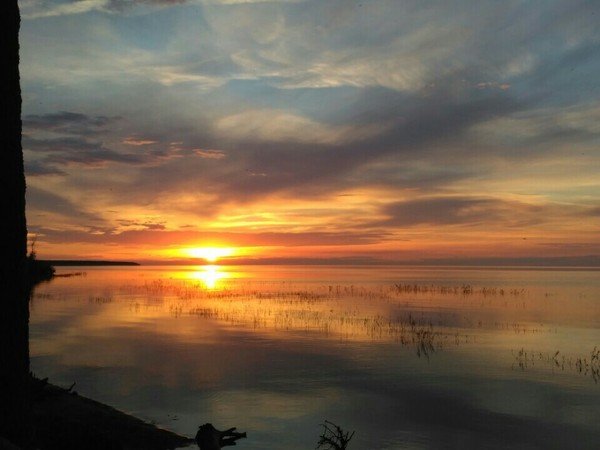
xmin=316 ymin=420 xmax=355 ymax=450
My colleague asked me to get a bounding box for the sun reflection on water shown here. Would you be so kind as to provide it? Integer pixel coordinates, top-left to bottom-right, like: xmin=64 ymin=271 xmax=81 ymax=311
xmin=188 ymin=265 xmax=229 ymax=289
xmin=28 ymin=266 xmax=600 ymax=450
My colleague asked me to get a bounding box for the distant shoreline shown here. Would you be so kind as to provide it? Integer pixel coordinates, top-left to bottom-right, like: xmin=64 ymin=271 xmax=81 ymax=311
xmin=39 ymin=260 xmax=140 ymax=266
xmin=37 ymin=256 xmax=600 ymax=268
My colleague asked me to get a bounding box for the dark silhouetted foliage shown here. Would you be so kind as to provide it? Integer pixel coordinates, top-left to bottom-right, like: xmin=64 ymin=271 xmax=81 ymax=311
xmin=316 ymin=421 xmax=355 ymax=450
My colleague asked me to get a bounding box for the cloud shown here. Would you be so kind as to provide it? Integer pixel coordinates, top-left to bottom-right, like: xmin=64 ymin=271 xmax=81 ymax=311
xmin=374 ymin=197 xmax=501 ymax=228
xmin=193 ymin=149 xmax=226 ymax=159
xmin=371 ymin=196 xmax=599 ymax=230
xmin=215 ymin=109 xmax=389 ymax=145
xmin=27 ymin=226 xmax=385 ymax=248
xmin=22 ymin=112 xmax=187 ymax=173
xmin=200 ymin=0 xmax=306 ymax=4
xmin=476 ymin=82 xmax=511 ymax=91
xmin=20 ymin=0 xmax=304 ymax=19
xmin=470 ymin=102 xmax=600 ymax=157
xmin=20 ymin=14 xmax=582 ymax=223
xmin=116 ymin=219 xmax=168 ymax=231
xmin=24 ymin=160 xmax=66 ymax=177
xmin=23 ymin=111 xmax=120 ymax=136
xmin=196 ymin=1 xmax=542 ymax=94
xmin=20 ymin=0 xmax=188 ymax=18
xmin=26 ymin=186 xmax=101 ymax=222
xmin=219 ymin=87 xmax=516 ymax=192
xmin=134 ymin=0 xmax=187 ymax=4
xmin=23 ymin=136 xmax=143 ymax=167
xmin=20 ymin=0 xmax=113 ymax=19
xmin=123 ymin=138 xmax=159 ymax=146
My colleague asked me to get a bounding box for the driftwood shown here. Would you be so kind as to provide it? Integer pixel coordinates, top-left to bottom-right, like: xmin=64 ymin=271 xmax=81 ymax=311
xmin=195 ymin=423 xmax=247 ymax=449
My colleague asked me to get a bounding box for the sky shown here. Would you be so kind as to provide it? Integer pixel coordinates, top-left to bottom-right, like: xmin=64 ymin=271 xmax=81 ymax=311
xmin=19 ymin=0 xmax=600 ymax=265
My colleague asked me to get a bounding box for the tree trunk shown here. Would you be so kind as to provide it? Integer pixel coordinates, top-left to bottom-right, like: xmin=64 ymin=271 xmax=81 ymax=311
xmin=0 ymin=1 xmax=32 ymax=447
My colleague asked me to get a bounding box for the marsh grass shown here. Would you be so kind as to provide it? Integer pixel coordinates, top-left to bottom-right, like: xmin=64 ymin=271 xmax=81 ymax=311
xmin=392 ymin=283 xmax=526 ymax=297
xmin=113 ymin=278 xmax=536 ymax=358
xmin=89 ymin=294 xmax=113 ymax=304
xmin=35 ymin=275 xmax=573 ymax=366
xmin=512 ymin=346 xmax=600 ymax=383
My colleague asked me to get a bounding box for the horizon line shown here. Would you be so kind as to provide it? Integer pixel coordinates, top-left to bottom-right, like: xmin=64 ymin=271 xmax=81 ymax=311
xmin=40 ymin=255 xmax=600 ymax=268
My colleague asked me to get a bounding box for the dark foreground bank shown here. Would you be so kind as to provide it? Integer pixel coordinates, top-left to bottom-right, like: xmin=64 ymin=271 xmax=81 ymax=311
xmin=26 ymin=377 xmax=193 ymax=450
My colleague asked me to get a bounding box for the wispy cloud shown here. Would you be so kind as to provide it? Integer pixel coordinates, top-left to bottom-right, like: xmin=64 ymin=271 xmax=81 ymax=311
xmin=215 ymin=109 xmax=390 ymax=145
xmin=24 ymin=111 xmax=120 ymax=135
xmin=123 ymin=138 xmax=159 ymax=146
xmin=193 ymin=149 xmax=226 ymax=159
xmin=20 ymin=0 xmax=189 ymax=18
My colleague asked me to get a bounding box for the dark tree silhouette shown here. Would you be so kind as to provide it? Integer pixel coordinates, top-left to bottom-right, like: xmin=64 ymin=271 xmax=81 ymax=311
xmin=316 ymin=421 xmax=355 ymax=450
xmin=0 ymin=1 xmax=32 ymax=447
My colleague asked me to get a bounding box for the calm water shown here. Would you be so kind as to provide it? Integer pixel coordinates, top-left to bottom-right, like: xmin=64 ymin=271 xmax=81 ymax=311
xmin=30 ymin=265 xmax=600 ymax=449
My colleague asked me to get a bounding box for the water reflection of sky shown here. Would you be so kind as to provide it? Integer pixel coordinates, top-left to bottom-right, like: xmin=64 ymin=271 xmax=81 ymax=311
xmin=29 ymin=266 xmax=600 ymax=449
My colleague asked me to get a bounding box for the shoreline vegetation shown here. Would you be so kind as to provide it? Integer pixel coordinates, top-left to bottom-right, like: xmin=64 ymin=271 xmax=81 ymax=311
xmin=26 ymin=257 xmax=140 ymax=286
xmin=38 ymin=260 xmax=140 ymax=266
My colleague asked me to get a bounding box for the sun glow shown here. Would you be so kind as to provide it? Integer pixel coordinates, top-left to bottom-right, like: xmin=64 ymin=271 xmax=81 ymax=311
xmin=185 ymin=246 xmax=235 ymax=262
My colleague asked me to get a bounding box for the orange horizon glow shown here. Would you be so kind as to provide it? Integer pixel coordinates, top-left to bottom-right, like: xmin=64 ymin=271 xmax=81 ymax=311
xmin=182 ymin=246 xmax=237 ymax=263
xmin=26 ymin=233 xmax=600 ymax=267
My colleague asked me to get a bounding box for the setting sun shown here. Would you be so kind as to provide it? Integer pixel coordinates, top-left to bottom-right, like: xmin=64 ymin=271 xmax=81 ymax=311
xmin=20 ymin=0 xmax=600 ymax=268
xmin=185 ymin=247 xmax=235 ymax=263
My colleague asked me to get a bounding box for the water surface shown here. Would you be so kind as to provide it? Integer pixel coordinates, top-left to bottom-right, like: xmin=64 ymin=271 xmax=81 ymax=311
xmin=30 ymin=265 xmax=600 ymax=449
